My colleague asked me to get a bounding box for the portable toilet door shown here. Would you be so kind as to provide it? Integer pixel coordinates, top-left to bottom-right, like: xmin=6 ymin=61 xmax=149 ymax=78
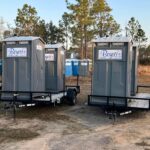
xmin=45 ymin=44 xmax=65 ymax=91
xmin=72 ymin=59 xmax=79 ymax=76
xmin=65 ymin=59 xmax=72 ymax=77
xmin=2 ymin=36 xmax=45 ymax=100
xmin=91 ymin=37 xmax=133 ymax=106
xmin=79 ymin=59 xmax=90 ymax=76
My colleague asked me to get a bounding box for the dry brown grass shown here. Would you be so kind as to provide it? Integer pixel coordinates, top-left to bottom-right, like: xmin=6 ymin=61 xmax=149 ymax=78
xmin=138 ymin=65 xmax=150 ymax=75
xmin=138 ymin=66 xmax=150 ymax=93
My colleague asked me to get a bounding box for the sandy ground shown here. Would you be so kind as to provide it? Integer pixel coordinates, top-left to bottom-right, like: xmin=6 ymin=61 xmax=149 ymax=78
xmin=0 ymin=74 xmax=149 ymax=150
xmin=0 ymin=106 xmax=149 ymax=150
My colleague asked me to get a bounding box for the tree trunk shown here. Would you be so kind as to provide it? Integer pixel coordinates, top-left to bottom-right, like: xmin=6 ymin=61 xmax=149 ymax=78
xmin=84 ymin=25 xmax=87 ymax=59
xmin=80 ymin=35 xmax=84 ymax=59
xmin=65 ymin=26 xmax=68 ymax=51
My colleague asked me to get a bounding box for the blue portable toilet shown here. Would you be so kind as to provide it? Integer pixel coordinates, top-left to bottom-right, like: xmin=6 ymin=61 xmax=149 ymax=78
xmin=72 ymin=59 xmax=79 ymax=76
xmin=65 ymin=59 xmax=72 ymax=76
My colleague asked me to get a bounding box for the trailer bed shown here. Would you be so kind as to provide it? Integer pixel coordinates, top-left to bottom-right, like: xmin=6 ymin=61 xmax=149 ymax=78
xmin=128 ymin=93 xmax=150 ymax=109
xmin=88 ymin=93 xmax=150 ymax=110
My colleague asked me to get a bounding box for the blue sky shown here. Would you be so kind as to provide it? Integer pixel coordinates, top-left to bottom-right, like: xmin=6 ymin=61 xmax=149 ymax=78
xmin=0 ymin=0 xmax=150 ymax=43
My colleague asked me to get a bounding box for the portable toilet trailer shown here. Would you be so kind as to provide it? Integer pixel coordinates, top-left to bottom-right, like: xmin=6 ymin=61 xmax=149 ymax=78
xmin=79 ymin=59 xmax=90 ymax=76
xmin=90 ymin=37 xmax=133 ymax=107
xmin=72 ymin=59 xmax=79 ymax=76
xmin=2 ymin=36 xmax=45 ymax=100
xmin=65 ymin=59 xmax=73 ymax=77
xmin=45 ymin=44 xmax=65 ymax=91
xmin=131 ymin=45 xmax=138 ymax=96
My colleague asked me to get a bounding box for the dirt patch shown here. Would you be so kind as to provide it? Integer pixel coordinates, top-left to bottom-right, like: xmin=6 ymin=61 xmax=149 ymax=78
xmin=136 ymin=137 xmax=150 ymax=147
xmin=15 ymin=106 xmax=71 ymax=122
xmin=0 ymin=106 xmax=149 ymax=150
xmin=0 ymin=128 xmax=39 ymax=143
xmin=136 ymin=141 xmax=150 ymax=147
xmin=62 ymin=120 xmax=93 ymax=135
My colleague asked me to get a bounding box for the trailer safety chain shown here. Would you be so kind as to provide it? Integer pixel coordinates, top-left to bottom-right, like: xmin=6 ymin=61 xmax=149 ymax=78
xmin=105 ymin=102 xmax=117 ymax=124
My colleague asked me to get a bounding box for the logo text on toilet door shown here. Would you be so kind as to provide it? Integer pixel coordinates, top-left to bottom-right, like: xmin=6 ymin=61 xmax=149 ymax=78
xmin=98 ymin=50 xmax=122 ymax=60
xmin=7 ymin=48 xmax=27 ymax=57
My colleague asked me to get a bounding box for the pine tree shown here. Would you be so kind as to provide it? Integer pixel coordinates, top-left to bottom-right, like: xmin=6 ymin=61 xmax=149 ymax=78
xmin=15 ymin=4 xmax=39 ymax=36
xmin=126 ymin=17 xmax=147 ymax=47
xmin=59 ymin=12 xmax=73 ymax=50
xmin=66 ymin=0 xmax=120 ymax=58
xmin=92 ymin=0 xmax=120 ymax=37
xmin=66 ymin=0 xmax=94 ymax=58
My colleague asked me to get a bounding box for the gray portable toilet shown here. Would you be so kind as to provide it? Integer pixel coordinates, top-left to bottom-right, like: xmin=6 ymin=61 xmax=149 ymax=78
xmin=2 ymin=36 xmax=45 ymax=100
xmin=131 ymin=45 xmax=138 ymax=96
xmin=45 ymin=44 xmax=65 ymax=91
xmin=79 ymin=59 xmax=90 ymax=76
xmin=91 ymin=37 xmax=133 ymax=106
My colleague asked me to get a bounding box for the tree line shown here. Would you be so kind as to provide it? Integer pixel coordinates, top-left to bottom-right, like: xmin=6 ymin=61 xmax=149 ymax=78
xmin=1 ymin=0 xmax=148 ymax=59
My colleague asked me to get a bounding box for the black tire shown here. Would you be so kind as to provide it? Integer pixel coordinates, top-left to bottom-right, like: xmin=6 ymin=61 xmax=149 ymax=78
xmin=67 ymin=89 xmax=77 ymax=106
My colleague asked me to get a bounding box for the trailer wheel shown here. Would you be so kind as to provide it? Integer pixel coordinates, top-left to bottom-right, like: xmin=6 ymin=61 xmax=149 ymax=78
xmin=67 ymin=89 xmax=77 ymax=106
